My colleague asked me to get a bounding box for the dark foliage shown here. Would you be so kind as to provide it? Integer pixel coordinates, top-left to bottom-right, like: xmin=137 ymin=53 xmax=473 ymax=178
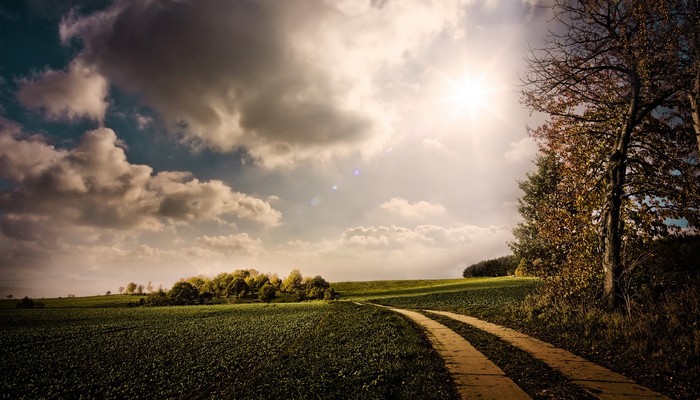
xmin=15 ymin=296 xmax=44 ymax=309
xmin=462 ymin=255 xmax=518 ymax=278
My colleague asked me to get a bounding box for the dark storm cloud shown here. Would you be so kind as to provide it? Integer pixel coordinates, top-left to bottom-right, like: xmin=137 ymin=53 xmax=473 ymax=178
xmin=60 ymin=0 xmax=373 ymax=165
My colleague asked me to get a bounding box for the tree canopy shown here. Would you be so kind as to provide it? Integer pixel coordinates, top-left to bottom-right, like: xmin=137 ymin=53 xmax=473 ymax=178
xmin=521 ymin=0 xmax=700 ymax=308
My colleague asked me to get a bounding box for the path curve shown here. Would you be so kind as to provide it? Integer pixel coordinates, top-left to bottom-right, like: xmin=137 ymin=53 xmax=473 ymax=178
xmin=427 ymin=310 xmax=669 ymax=400
xmin=388 ymin=307 xmax=531 ymax=400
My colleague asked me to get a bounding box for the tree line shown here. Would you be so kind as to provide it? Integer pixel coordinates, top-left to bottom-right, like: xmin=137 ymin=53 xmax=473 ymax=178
xmin=125 ymin=269 xmax=337 ymax=307
xmin=510 ymin=0 xmax=699 ymax=312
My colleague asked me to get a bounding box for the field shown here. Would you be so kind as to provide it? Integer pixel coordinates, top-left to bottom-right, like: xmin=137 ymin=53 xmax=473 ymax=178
xmin=1 ymin=277 xmax=538 ymax=399
xmin=358 ymin=277 xmax=537 ymax=318
xmin=1 ymin=301 xmax=459 ymax=399
xmin=3 ymin=273 xmax=692 ymax=398
xmin=334 ymin=276 xmax=536 ymax=301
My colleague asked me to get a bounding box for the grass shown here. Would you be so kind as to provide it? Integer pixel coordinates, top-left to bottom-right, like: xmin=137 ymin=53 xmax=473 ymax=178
xmin=0 ymin=295 xmax=146 ymax=309
xmin=1 ymin=302 xmax=457 ymax=399
xmin=365 ymin=277 xmax=538 ymax=319
xmin=333 ymin=276 xmax=537 ymax=301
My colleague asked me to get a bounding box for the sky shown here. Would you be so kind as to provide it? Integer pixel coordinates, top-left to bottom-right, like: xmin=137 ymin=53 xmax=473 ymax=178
xmin=0 ymin=0 xmax=552 ymax=298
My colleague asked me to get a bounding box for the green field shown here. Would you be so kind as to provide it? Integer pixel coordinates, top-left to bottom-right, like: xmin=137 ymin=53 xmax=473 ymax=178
xmin=0 ymin=294 xmax=146 ymax=310
xmin=1 ymin=277 xmax=537 ymax=399
xmin=367 ymin=277 xmax=538 ymax=319
xmin=334 ymin=276 xmax=537 ymax=302
xmin=1 ymin=302 xmax=459 ymax=399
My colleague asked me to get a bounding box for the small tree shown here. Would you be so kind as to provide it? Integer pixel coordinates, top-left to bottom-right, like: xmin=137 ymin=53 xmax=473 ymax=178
xmin=125 ymin=282 xmax=137 ymax=295
xmin=136 ymin=284 xmax=144 ymax=295
xmin=258 ymin=282 xmax=276 ymax=303
xmin=304 ymin=275 xmax=331 ymax=300
xmin=6 ymin=294 xmax=13 ymax=300
xmin=168 ymin=281 xmax=199 ymax=305
xmin=106 ymin=290 xmax=111 ymax=296
xmin=228 ymin=277 xmax=249 ymax=299
xmin=118 ymin=286 xmax=124 ymax=295
xmin=282 ymin=269 xmax=303 ymax=293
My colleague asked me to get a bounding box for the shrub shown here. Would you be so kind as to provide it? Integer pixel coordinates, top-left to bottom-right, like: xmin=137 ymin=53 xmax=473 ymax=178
xmin=258 ymin=282 xmax=276 ymax=303
xmin=16 ymin=296 xmax=44 ymax=309
xmin=144 ymin=289 xmax=170 ymax=306
xmin=293 ymin=289 xmax=307 ymax=302
xmin=168 ymin=281 xmax=199 ymax=305
xmin=323 ymin=288 xmax=338 ymax=301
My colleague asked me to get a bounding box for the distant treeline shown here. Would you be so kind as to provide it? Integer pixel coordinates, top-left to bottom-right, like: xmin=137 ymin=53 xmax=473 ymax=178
xmin=462 ymin=255 xmax=518 ymax=278
xmin=129 ymin=268 xmax=337 ymax=307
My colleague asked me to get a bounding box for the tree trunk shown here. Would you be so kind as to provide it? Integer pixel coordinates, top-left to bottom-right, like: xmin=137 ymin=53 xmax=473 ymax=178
xmin=689 ymin=69 xmax=700 ymax=156
xmin=602 ymin=154 xmax=625 ymax=309
xmin=602 ymin=83 xmax=639 ymax=310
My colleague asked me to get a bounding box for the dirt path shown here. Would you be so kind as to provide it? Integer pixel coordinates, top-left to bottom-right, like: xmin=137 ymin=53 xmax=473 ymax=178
xmin=427 ymin=310 xmax=669 ymax=400
xmin=388 ymin=307 xmax=531 ymax=400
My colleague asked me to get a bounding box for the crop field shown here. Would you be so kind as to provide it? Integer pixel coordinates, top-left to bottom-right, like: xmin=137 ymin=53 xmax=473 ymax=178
xmin=1 ymin=302 xmax=456 ymax=399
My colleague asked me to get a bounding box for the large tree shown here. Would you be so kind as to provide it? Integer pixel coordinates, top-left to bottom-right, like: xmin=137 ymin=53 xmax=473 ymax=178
xmin=523 ymin=0 xmax=700 ymax=308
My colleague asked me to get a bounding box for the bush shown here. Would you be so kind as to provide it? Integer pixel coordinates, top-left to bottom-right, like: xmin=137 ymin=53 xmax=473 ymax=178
xmin=144 ymin=289 xmax=170 ymax=306
xmin=168 ymin=281 xmax=199 ymax=305
xmin=323 ymin=288 xmax=338 ymax=300
xmin=16 ymin=296 xmax=44 ymax=309
xmin=258 ymin=282 xmax=276 ymax=303
xmin=293 ymin=289 xmax=307 ymax=302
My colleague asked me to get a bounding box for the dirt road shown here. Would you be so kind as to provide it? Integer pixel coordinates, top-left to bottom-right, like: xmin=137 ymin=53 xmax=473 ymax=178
xmin=380 ymin=305 xmax=668 ymax=400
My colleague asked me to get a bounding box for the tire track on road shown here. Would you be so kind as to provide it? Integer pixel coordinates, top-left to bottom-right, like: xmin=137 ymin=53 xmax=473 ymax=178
xmin=427 ymin=310 xmax=669 ymax=400
xmin=388 ymin=307 xmax=531 ymax=400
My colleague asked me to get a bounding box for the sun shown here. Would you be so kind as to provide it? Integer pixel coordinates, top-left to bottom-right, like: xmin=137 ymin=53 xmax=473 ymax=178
xmin=443 ymin=69 xmax=496 ymax=120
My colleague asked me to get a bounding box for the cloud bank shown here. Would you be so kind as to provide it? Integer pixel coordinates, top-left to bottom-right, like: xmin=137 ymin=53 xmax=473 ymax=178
xmin=0 ymin=119 xmax=281 ymax=240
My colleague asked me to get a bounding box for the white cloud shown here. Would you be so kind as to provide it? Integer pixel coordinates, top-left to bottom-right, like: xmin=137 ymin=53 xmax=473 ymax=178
xmin=379 ymin=197 xmax=446 ymax=219
xmin=0 ymin=121 xmax=282 ymax=236
xmin=16 ymin=59 xmax=108 ymax=122
xmin=504 ymin=136 xmax=538 ymax=163
xmin=421 ymin=136 xmax=450 ymax=153
xmin=338 ymin=224 xmax=504 ymax=250
xmin=195 ymin=233 xmax=264 ymax=256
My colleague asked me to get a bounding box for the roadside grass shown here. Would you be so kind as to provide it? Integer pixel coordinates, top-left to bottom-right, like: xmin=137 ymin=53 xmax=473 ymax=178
xmin=367 ymin=277 xmax=538 ymax=319
xmin=334 ymin=276 xmax=537 ymax=302
xmin=1 ymin=302 xmax=457 ymax=399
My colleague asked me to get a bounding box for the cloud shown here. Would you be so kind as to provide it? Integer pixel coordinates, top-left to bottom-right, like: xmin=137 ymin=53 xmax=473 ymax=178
xmin=338 ymin=224 xmax=503 ymax=250
xmin=58 ymin=0 xmax=465 ymax=167
xmin=0 ymin=120 xmax=282 ymax=237
xmin=379 ymin=197 xmax=446 ymax=219
xmin=504 ymin=136 xmax=538 ymax=163
xmin=261 ymin=223 xmax=513 ymax=281
xmin=195 ymin=233 xmax=264 ymax=256
xmin=16 ymin=59 xmax=108 ymax=122
xmin=421 ymin=136 xmax=450 ymax=153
